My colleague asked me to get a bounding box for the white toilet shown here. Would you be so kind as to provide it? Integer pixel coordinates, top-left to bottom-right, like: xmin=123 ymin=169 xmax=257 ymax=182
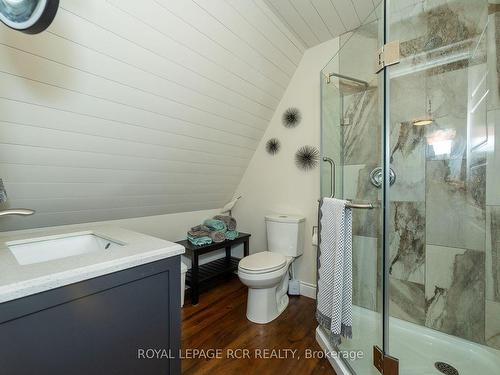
xmin=238 ymin=214 xmax=304 ymax=324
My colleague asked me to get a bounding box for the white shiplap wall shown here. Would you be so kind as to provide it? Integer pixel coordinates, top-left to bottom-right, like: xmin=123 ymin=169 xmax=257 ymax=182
xmin=0 ymin=0 xmax=306 ymax=231
xmin=264 ymin=0 xmax=381 ymax=48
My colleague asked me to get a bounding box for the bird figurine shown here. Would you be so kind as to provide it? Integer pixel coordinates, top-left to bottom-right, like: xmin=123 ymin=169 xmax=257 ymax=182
xmin=221 ymin=196 xmax=242 ymax=216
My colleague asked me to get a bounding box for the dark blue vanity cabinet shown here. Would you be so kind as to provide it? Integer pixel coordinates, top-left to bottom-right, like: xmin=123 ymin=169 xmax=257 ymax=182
xmin=0 ymin=256 xmax=181 ymax=375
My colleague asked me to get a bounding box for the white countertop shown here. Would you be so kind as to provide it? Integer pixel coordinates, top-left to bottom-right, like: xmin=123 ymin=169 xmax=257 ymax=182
xmin=0 ymin=226 xmax=184 ymax=303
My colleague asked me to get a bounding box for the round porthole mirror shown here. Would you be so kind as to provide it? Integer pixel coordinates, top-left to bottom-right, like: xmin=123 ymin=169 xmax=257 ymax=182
xmin=0 ymin=0 xmax=59 ymax=34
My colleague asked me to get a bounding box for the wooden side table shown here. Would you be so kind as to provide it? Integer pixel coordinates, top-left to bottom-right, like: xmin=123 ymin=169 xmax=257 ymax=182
xmin=176 ymin=233 xmax=250 ymax=305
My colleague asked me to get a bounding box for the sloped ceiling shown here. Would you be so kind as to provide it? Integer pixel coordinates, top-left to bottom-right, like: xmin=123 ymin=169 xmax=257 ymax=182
xmin=0 ymin=0 xmax=306 ymax=230
xmin=264 ymin=0 xmax=380 ymax=48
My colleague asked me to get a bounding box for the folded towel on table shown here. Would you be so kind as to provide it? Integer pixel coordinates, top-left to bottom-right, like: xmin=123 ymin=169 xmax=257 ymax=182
xmin=210 ymin=231 xmax=226 ymax=243
xmin=187 ymin=235 xmax=213 ymax=246
xmin=203 ymin=219 xmax=227 ymax=232
xmin=213 ymin=215 xmax=237 ymax=231
xmin=316 ymin=197 xmax=353 ymax=346
xmin=225 ymin=230 xmax=239 ymax=241
xmin=191 ymin=224 xmax=211 ymax=232
xmin=187 ymin=229 xmax=210 ymax=238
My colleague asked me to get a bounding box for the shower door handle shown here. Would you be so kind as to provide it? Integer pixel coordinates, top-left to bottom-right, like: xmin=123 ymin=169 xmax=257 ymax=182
xmin=321 ymin=157 xmax=374 ymax=209
xmin=322 ymin=157 xmax=335 ymax=198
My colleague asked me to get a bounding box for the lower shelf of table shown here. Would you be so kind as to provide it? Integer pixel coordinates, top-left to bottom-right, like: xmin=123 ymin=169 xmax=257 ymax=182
xmin=186 ymin=256 xmax=240 ymax=285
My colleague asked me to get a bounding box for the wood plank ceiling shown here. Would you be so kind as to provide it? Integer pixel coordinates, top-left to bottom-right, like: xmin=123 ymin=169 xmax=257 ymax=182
xmin=264 ymin=0 xmax=381 ymax=48
xmin=0 ymin=0 xmax=306 ymax=230
xmin=0 ymin=0 xmax=383 ymax=231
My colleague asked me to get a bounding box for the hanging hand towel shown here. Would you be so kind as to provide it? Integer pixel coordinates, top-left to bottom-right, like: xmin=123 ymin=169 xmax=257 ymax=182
xmin=316 ymin=197 xmax=353 ymax=346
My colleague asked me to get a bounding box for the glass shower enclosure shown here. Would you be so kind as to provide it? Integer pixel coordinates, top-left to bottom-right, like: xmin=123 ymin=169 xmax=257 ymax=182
xmin=319 ymin=0 xmax=500 ymax=374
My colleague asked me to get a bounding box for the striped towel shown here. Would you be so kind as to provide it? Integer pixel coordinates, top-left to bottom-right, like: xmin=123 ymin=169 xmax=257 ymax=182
xmin=316 ymin=198 xmax=353 ymax=346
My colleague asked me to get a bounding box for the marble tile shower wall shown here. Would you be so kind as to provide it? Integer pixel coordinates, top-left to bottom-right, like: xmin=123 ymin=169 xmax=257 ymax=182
xmin=342 ymin=3 xmax=500 ymax=350
xmin=485 ymin=8 xmax=500 ymax=350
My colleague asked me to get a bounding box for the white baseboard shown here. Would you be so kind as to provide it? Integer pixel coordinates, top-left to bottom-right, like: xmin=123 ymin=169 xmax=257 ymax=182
xmin=299 ymin=281 xmax=316 ymax=299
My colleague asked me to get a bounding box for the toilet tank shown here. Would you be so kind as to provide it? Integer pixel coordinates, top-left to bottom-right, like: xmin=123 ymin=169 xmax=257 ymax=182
xmin=265 ymin=214 xmax=305 ymax=257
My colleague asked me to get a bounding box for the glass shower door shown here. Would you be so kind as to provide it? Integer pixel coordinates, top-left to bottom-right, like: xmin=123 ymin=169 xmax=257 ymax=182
xmin=321 ymin=0 xmax=500 ymax=373
xmin=320 ymin=3 xmax=386 ymax=374
xmin=385 ymin=0 xmax=500 ymax=374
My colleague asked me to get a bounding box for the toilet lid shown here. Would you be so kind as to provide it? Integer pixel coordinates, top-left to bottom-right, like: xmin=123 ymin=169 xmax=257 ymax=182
xmin=239 ymin=252 xmax=286 ymax=273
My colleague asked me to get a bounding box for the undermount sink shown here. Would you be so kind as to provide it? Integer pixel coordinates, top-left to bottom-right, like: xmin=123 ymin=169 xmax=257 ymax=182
xmin=7 ymin=232 xmax=124 ymax=265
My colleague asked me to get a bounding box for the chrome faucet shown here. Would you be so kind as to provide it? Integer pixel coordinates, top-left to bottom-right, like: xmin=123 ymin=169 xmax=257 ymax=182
xmin=0 ymin=179 xmax=35 ymax=217
xmin=0 ymin=209 xmax=35 ymax=217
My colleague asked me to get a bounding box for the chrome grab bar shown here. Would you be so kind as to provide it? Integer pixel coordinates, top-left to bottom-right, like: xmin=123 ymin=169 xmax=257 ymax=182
xmin=0 ymin=209 xmax=35 ymax=217
xmin=321 ymin=156 xmax=374 ymax=209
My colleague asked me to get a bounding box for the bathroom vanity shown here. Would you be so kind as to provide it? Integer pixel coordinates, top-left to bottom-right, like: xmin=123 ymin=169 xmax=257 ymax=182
xmin=0 ymin=227 xmax=184 ymax=375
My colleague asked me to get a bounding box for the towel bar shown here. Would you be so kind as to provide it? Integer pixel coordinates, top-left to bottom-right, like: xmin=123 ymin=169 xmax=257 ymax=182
xmin=345 ymin=202 xmax=374 ymax=209
xmin=317 ymin=199 xmax=375 ymax=210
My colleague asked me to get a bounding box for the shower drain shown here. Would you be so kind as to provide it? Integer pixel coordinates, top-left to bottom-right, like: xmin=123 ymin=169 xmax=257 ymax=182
xmin=434 ymin=362 xmax=459 ymax=375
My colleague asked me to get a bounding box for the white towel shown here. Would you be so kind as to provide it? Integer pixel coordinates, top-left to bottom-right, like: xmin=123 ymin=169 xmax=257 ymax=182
xmin=316 ymin=197 xmax=353 ymax=346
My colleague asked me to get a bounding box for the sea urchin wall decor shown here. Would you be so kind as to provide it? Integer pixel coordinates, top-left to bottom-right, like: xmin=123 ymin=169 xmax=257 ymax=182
xmin=265 ymin=138 xmax=281 ymax=155
xmin=282 ymin=107 xmax=301 ymax=128
xmin=295 ymin=145 xmax=320 ymax=171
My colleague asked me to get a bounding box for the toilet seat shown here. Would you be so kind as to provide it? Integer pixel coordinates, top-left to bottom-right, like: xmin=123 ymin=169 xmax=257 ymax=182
xmin=239 ymin=252 xmax=286 ymax=274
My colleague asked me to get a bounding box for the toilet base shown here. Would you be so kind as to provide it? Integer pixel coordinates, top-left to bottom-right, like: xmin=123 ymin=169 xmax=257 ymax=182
xmin=245 ymin=271 xmax=290 ymax=324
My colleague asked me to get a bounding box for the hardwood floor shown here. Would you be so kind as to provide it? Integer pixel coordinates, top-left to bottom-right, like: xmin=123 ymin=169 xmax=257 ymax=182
xmin=181 ymin=278 xmax=335 ymax=375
